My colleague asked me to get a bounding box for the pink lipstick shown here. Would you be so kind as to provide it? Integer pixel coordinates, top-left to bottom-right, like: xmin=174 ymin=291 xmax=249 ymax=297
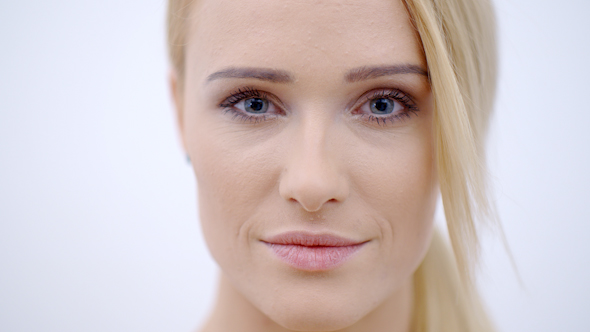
xmin=263 ymin=232 xmax=366 ymax=271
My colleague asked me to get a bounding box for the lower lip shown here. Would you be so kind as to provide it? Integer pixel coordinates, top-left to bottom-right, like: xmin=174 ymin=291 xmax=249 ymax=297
xmin=265 ymin=243 xmax=364 ymax=271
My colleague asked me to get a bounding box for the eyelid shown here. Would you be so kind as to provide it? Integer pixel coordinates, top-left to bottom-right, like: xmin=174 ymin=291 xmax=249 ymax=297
xmin=364 ymin=88 xmax=415 ymax=107
xmin=218 ymin=86 xmax=420 ymax=125
xmin=348 ymin=88 xmax=421 ymax=127
xmin=351 ymin=88 xmax=416 ymax=112
xmin=219 ymin=87 xmax=287 ymax=116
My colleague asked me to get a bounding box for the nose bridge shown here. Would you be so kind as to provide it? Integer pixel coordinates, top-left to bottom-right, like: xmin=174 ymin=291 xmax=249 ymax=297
xmin=279 ymin=113 xmax=348 ymax=212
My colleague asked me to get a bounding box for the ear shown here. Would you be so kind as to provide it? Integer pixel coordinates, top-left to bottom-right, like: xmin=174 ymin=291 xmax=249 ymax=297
xmin=169 ymin=69 xmax=187 ymax=153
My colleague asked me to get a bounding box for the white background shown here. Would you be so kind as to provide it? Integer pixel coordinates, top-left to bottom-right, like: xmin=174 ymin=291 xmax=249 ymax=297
xmin=0 ymin=0 xmax=588 ymax=331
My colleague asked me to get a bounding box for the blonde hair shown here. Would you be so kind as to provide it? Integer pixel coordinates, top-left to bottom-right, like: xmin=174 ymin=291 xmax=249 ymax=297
xmin=404 ymin=0 xmax=499 ymax=330
xmin=167 ymin=0 xmax=499 ymax=330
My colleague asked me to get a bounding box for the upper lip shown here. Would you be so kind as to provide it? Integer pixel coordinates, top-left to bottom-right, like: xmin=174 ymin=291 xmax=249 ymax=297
xmin=262 ymin=231 xmax=365 ymax=247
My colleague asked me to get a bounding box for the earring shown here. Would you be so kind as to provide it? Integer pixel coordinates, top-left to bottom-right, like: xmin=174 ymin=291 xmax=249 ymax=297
xmin=186 ymin=154 xmax=191 ymax=164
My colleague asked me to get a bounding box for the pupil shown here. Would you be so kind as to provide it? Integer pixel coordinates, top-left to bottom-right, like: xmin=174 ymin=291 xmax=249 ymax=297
xmin=371 ymin=98 xmax=393 ymax=114
xmin=245 ymin=98 xmax=267 ymax=113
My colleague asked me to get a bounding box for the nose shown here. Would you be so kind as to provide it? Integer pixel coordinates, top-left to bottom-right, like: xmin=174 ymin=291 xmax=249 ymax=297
xmin=279 ymin=117 xmax=349 ymax=212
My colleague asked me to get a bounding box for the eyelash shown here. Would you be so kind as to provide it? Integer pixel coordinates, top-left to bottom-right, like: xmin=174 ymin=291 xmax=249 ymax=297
xmin=219 ymin=87 xmax=276 ymax=123
xmin=355 ymin=90 xmax=420 ymax=126
xmin=218 ymin=87 xmax=419 ymax=125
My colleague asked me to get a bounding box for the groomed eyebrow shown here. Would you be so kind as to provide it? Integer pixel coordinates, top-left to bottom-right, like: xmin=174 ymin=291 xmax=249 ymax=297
xmin=206 ymin=67 xmax=295 ymax=84
xmin=345 ymin=65 xmax=428 ymax=82
xmin=205 ymin=64 xmax=428 ymax=85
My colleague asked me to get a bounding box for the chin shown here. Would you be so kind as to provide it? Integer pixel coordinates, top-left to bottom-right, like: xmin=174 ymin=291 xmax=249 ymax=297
xmin=251 ymin=279 xmax=383 ymax=332
xmin=267 ymin=301 xmax=367 ymax=332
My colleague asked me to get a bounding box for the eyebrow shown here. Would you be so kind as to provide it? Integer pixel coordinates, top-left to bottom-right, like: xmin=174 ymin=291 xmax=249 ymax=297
xmin=345 ymin=65 xmax=429 ymax=82
xmin=206 ymin=67 xmax=295 ymax=84
xmin=205 ymin=64 xmax=428 ymax=84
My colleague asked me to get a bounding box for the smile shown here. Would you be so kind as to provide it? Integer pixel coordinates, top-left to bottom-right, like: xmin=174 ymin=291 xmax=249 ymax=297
xmin=262 ymin=232 xmax=367 ymax=271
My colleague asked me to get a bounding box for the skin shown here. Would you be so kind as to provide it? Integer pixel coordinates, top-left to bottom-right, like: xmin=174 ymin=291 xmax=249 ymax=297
xmin=171 ymin=0 xmax=438 ymax=331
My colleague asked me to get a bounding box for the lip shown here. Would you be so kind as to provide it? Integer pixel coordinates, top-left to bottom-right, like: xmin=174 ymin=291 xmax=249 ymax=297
xmin=262 ymin=232 xmax=367 ymax=271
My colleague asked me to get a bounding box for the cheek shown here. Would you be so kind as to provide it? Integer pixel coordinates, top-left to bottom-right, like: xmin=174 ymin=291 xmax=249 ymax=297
xmin=348 ymin=124 xmax=437 ymax=279
xmin=185 ymin=114 xmax=284 ymax=264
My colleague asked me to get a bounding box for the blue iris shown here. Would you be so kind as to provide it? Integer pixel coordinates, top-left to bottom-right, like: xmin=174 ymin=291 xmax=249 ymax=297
xmin=244 ymin=98 xmax=268 ymax=113
xmin=370 ymin=98 xmax=394 ymax=114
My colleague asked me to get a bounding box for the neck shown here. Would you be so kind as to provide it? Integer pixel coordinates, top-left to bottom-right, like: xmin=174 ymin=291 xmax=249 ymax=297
xmin=199 ymin=273 xmax=414 ymax=332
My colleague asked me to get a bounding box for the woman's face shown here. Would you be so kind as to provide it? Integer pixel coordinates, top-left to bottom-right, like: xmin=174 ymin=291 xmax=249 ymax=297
xmin=177 ymin=0 xmax=437 ymax=329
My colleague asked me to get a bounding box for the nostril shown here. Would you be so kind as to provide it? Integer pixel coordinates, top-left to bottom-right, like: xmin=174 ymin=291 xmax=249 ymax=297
xmin=280 ymin=174 xmax=349 ymax=212
xmin=278 ymin=146 xmax=349 ymax=213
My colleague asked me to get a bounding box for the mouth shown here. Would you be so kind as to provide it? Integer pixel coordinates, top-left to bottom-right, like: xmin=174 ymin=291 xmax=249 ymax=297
xmin=261 ymin=232 xmax=367 ymax=271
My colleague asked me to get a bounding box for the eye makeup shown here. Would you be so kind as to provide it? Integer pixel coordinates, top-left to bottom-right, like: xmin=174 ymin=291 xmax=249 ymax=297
xmin=217 ymin=86 xmax=420 ymax=126
xmin=351 ymin=89 xmax=420 ymax=126
xmin=218 ymin=87 xmax=283 ymax=124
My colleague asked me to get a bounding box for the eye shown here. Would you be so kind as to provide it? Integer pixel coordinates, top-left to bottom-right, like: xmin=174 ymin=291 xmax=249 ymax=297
xmin=357 ymin=95 xmax=406 ymax=117
xmin=242 ymin=97 xmax=269 ymax=114
xmin=369 ymin=98 xmax=402 ymax=115
xmin=351 ymin=89 xmax=420 ymax=125
xmin=219 ymin=87 xmax=285 ymax=123
xmin=232 ymin=96 xmax=279 ymax=116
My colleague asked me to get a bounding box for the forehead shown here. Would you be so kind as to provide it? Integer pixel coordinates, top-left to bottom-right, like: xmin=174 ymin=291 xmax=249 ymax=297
xmin=186 ymin=0 xmax=424 ymax=80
